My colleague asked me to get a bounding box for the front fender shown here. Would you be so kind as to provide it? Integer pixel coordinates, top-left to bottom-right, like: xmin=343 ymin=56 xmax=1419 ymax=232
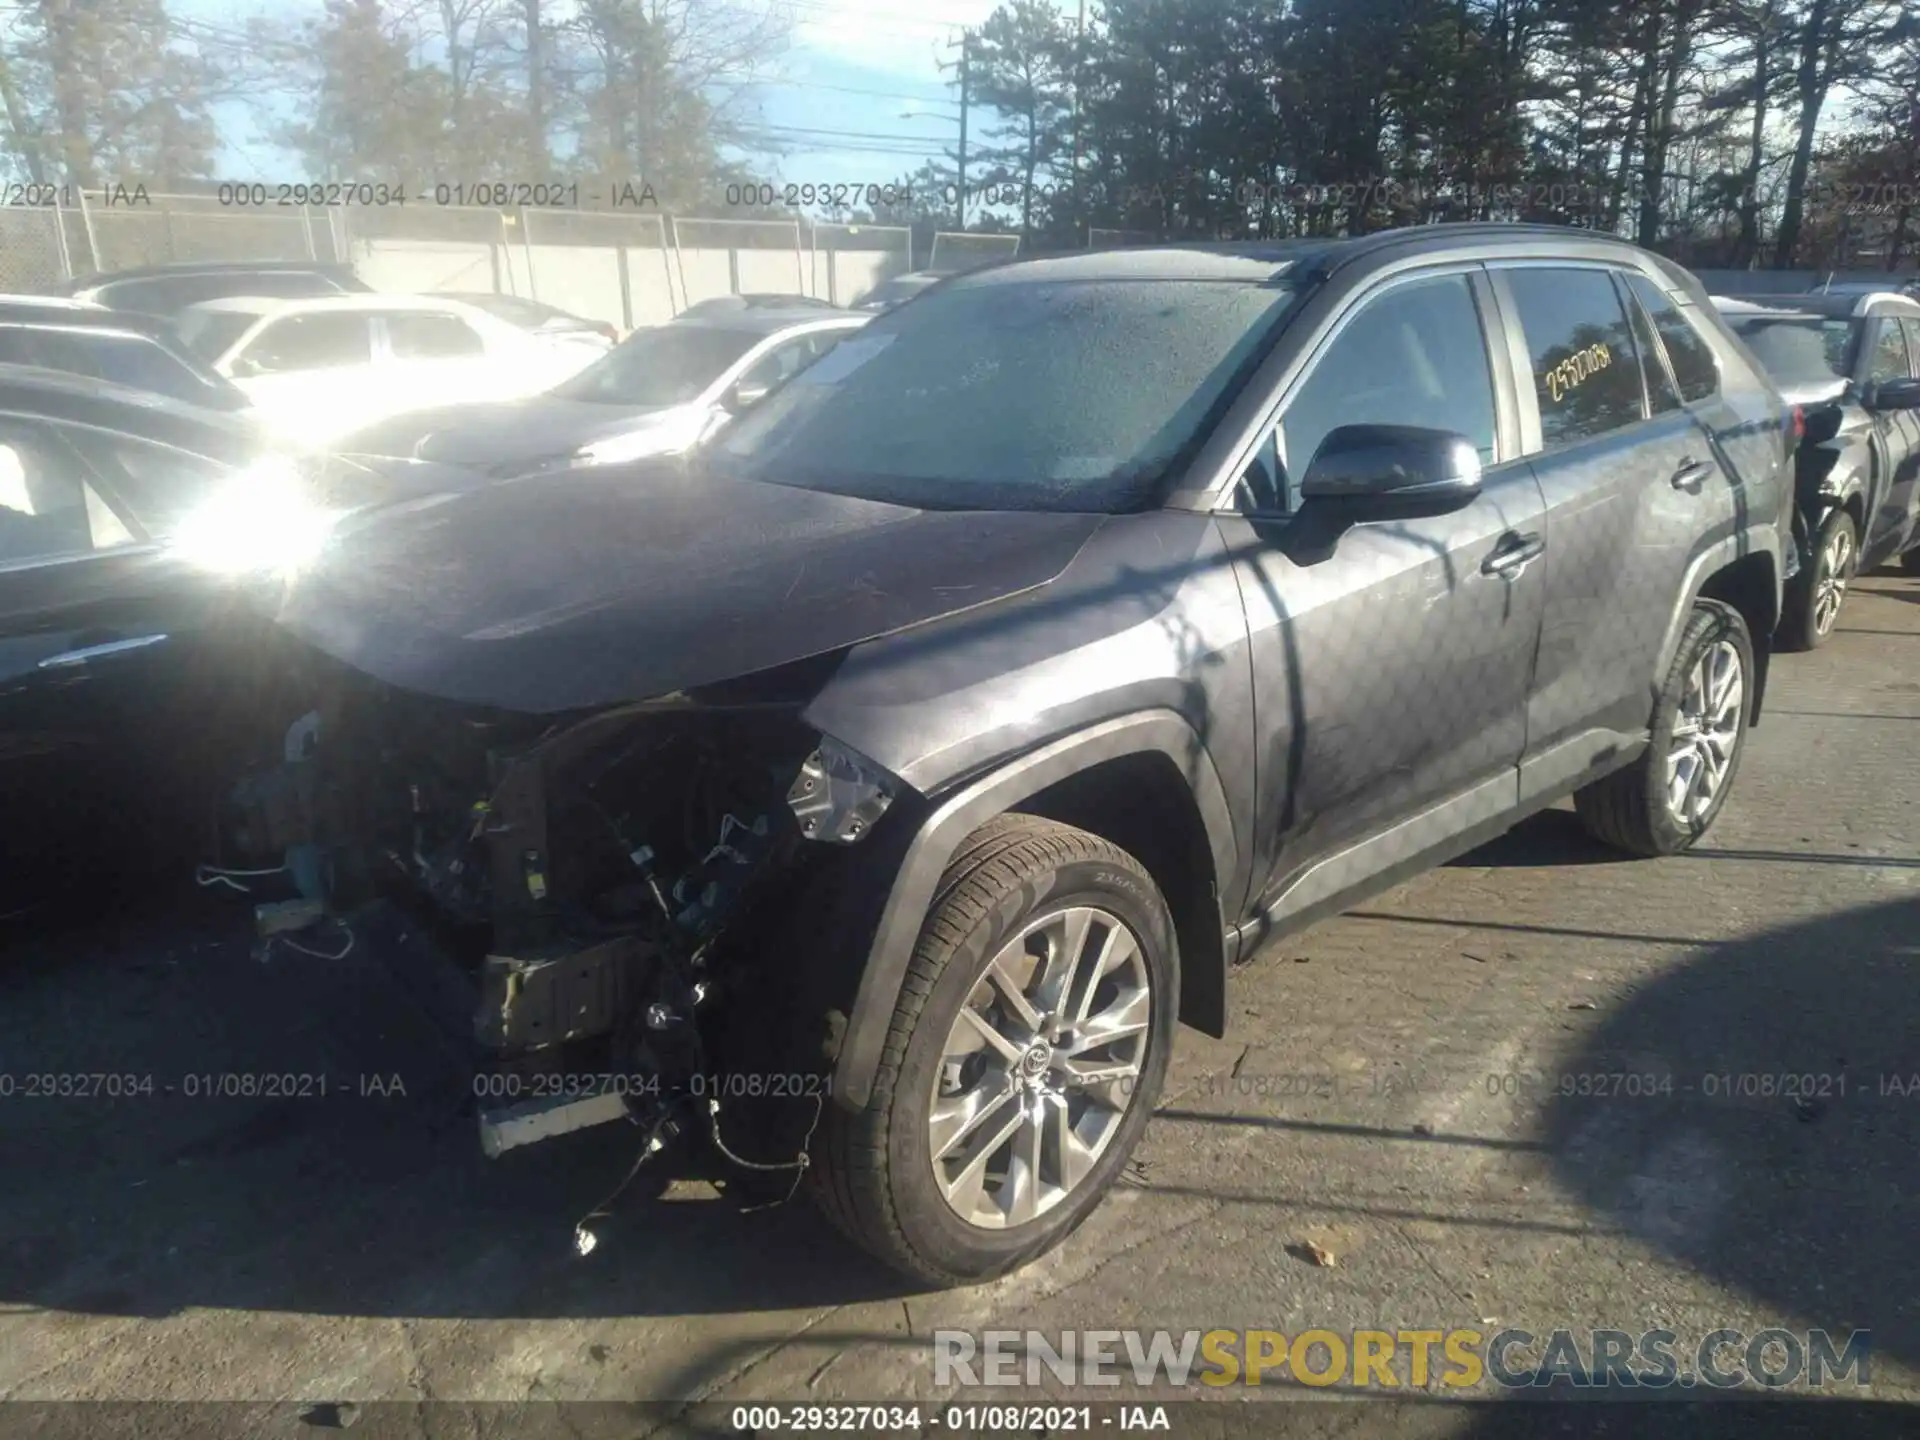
xmin=829 ymin=710 xmax=1236 ymax=1111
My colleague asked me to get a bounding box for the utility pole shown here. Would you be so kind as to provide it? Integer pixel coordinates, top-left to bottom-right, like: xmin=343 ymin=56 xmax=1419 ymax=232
xmin=1070 ymin=0 xmax=1086 ymax=181
xmin=956 ymin=30 xmax=970 ymax=231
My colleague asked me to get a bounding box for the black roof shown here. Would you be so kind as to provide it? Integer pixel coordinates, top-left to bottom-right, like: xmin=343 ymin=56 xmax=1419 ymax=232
xmin=964 ymin=223 xmax=1685 ymax=288
xmin=0 ymin=297 xmax=174 ymax=337
xmin=50 ymin=259 xmax=366 ymax=296
xmin=0 ymin=362 xmax=264 ymax=464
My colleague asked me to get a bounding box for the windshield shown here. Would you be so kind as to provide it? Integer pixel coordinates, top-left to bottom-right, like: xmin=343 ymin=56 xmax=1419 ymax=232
xmin=1727 ymin=314 xmax=1857 ymax=385
xmin=714 ymin=276 xmax=1298 ymax=511
xmin=174 ymin=308 xmax=262 ymax=364
xmin=552 ymin=325 xmax=758 ymax=406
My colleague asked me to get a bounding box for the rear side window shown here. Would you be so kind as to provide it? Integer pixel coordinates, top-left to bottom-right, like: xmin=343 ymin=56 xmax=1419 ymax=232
xmin=1623 ymin=284 xmax=1682 ymax=415
xmin=1626 ymin=275 xmax=1718 ymax=402
xmin=385 ymin=311 xmax=486 ymax=359
xmin=1904 ymin=321 xmax=1920 ymax=375
xmin=241 ymin=313 xmax=373 ymax=373
xmin=1502 ymin=267 xmax=1645 ymax=447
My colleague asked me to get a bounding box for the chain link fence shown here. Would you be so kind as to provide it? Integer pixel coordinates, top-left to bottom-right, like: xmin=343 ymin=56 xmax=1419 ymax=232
xmin=0 ymin=191 xmax=914 ymax=323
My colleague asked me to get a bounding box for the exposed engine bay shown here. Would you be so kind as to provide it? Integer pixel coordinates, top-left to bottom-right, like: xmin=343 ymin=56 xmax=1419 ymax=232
xmin=211 ymin=643 xmax=900 ymax=1232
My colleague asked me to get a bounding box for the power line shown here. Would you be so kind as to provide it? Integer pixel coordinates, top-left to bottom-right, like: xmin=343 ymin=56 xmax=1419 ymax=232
xmin=753 ymin=77 xmax=959 ymax=107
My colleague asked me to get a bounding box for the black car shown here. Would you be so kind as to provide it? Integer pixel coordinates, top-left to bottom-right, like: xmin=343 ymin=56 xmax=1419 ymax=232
xmin=439 ymin=291 xmax=621 ymax=345
xmin=335 ymin=306 xmax=866 ymax=474
xmin=0 ymin=297 xmax=252 ymax=413
xmin=0 ymin=366 xmax=468 ymax=919
xmin=0 ymin=365 xmax=279 ymax=916
xmin=190 ymin=224 xmax=1790 ymax=1285
xmin=1715 ymin=291 xmax=1920 ymax=646
xmin=51 ymin=261 xmax=370 ymax=318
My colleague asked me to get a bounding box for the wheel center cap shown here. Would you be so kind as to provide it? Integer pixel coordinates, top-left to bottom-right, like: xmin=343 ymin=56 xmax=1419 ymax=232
xmin=1020 ymin=1041 xmax=1053 ymax=1080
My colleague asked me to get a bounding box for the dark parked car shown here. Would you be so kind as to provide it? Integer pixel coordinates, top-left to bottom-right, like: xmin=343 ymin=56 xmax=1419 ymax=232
xmin=192 ymin=224 xmax=1793 ymax=1285
xmin=676 ymin=293 xmax=841 ymax=319
xmin=335 ymin=307 xmax=865 ymax=473
xmin=1714 ymin=291 xmax=1920 ymax=646
xmin=0 ymin=296 xmax=252 ymax=413
xmin=439 ymin=291 xmax=620 ymax=345
xmin=50 ymin=260 xmax=370 ymax=318
xmin=0 ymin=365 xmax=481 ymax=920
xmin=855 ymin=270 xmax=945 ymax=311
xmin=0 ymin=365 xmax=280 ymax=916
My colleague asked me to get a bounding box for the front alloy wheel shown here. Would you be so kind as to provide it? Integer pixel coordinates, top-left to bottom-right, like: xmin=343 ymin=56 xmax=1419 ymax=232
xmin=929 ymin=904 xmax=1152 ymax=1229
xmin=810 ymin=815 xmax=1178 ymax=1286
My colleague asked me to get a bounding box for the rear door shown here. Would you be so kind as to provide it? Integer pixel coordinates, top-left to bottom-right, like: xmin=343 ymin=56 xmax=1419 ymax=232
xmin=1495 ymin=263 xmax=1730 ymax=796
xmin=377 ymin=308 xmax=508 ymax=409
xmin=228 ymin=311 xmax=378 ymax=442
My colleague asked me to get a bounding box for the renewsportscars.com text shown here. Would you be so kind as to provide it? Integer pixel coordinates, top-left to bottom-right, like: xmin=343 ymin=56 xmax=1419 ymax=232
xmin=933 ymin=1327 xmax=1871 ymax=1391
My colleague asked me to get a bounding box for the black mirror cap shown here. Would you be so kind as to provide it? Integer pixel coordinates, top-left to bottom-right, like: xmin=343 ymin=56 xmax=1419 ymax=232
xmin=1866 ymin=376 xmax=1920 ymax=412
xmin=1298 ymin=424 xmax=1484 ymax=513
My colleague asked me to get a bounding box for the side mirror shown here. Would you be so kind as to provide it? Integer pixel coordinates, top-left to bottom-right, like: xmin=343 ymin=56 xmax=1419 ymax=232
xmin=723 ymin=378 xmax=771 ymax=413
xmin=1866 ymin=376 xmax=1920 ymax=412
xmin=1298 ymin=424 xmax=1484 ymax=518
xmin=228 ymin=355 xmax=263 ymax=379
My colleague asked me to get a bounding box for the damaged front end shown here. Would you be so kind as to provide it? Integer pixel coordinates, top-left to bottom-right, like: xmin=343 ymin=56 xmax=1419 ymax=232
xmin=217 ymin=646 xmax=904 ymax=1192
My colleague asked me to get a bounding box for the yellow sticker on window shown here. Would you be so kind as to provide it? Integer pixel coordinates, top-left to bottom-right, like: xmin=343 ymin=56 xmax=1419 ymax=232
xmin=1543 ymin=342 xmax=1613 ymax=404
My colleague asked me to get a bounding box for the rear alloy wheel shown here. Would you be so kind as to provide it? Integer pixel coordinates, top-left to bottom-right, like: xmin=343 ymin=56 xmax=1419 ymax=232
xmin=1781 ymin=509 xmax=1858 ymax=650
xmin=1575 ymin=600 xmax=1754 ymax=857
xmin=810 ymin=815 xmax=1177 ymax=1285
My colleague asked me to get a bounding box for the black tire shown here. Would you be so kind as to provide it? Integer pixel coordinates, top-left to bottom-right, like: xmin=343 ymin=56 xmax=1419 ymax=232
xmin=1902 ymin=544 xmax=1920 ymax=577
xmin=1779 ymin=508 xmax=1858 ymax=651
xmin=809 ymin=814 xmax=1178 ymax=1286
xmin=1574 ymin=600 xmax=1754 ymax=858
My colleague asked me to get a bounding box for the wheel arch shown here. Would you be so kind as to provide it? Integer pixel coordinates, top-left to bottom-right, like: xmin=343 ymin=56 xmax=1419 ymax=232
xmin=1655 ymin=527 xmax=1781 ymax=729
xmin=828 ymin=711 xmax=1237 ymax=1111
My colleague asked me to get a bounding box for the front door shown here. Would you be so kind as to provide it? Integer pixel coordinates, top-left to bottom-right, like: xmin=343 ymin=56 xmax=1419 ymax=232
xmin=1222 ymin=267 xmax=1549 ymax=924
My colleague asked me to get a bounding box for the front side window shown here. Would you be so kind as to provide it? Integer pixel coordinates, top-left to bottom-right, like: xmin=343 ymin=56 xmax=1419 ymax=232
xmin=716 ymin=276 xmax=1300 ymax=512
xmin=386 ymin=311 xmax=487 ymax=359
xmin=0 ymin=422 xmax=136 ymax=565
xmin=1903 ymin=320 xmax=1920 ymax=377
xmin=1503 ymin=267 xmax=1645 ymax=448
xmin=1626 ymin=274 xmax=1719 ymax=403
xmin=239 ymin=313 xmax=373 ymax=374
xmin=1867 ymin=319 xmax=1910 ymax=383
xmin=1277 ymin=272 xmax=1497 ymax=488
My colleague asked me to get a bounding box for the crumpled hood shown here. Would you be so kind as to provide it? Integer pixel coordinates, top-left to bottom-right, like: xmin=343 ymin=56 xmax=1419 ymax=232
xmin=266 ymin=460 xmax=1105 ymax=714
xmin=335 ymin=396 xmax=680 ymax=471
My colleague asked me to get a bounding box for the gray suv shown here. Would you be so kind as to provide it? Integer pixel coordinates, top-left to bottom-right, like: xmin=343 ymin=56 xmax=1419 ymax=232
xmin=205 ymin=224 xmax=1793 ymax=1286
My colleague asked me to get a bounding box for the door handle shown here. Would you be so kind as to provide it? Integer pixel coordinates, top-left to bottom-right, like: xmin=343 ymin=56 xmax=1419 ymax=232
xmin=1481 ymin=531 xmax=1545 ymax=578
xmin=1670 ymin=459 xmax=1715 ymax=491
xmin=37 ymin=633 xmax=170 ymax=669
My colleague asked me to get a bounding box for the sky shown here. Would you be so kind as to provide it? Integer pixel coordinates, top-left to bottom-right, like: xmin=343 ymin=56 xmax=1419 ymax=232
xmin=185 ymin=0 xmax=1027 ymax=200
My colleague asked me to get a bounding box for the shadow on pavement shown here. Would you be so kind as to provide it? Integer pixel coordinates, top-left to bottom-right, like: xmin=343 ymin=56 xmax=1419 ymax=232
xmin=1540 ymin=892 xmax=1920 ymax=1371
xmin=0 ymin=887 xmax=912 ymax=1323
xmin=1448 ymin=809 xmax=1625 ymax=869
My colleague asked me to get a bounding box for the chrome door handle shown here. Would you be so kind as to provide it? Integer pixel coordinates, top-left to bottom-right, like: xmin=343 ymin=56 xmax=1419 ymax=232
xmin=37 ymin=633 xmax=170 ymax=669
xmin=1671 ymin=459 xmax=1714 ymax=491
xmin=1481 ymin=532 xmax=1545 ymax=578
